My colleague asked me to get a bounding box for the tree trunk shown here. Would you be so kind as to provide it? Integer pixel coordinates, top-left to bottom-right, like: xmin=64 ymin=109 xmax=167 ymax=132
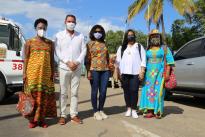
xmin=156 ymin=22 xmax=160 ymax=30
xmin=161 ymin=14 xmax=167 ymax=45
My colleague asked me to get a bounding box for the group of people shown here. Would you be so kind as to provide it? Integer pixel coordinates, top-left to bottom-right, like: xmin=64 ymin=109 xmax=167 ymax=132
xmin=23 ymin=14 xmax=175 ymax=128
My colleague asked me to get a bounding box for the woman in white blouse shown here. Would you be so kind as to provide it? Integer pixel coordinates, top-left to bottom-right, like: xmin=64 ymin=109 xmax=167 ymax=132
xmin=115 ymin=29 xmax=146 ymax=118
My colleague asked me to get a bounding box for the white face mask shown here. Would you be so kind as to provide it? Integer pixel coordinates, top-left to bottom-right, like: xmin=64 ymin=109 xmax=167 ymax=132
xmin=37 ymin=29 xmax=46 ymax=37
xmin=94 ymin=32 xmax=102 ymax=40
xmin=66 ymin=22 xmax=76 ymax=31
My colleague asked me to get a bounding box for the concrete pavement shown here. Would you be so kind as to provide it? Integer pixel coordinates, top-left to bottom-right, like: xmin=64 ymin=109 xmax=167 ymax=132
xmin=0 ymin=77 xmax=205 ymax=137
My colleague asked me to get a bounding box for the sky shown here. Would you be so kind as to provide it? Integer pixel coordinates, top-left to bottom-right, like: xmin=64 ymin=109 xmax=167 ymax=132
xmin=0 ymin=0 xmax=184 ymax=39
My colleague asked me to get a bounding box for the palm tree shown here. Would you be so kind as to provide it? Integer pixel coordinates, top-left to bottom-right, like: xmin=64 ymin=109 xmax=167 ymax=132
xmin=128 ymin=0 xmax=196 ymax=44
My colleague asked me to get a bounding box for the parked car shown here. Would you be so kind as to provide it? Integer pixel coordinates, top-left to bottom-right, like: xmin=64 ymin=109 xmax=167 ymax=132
xmin=167 ymin=36 xmax=205 ymax=98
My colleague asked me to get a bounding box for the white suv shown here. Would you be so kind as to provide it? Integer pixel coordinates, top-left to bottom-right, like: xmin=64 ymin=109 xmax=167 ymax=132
xmin=168 ymin=36 xmax=205 ymax=98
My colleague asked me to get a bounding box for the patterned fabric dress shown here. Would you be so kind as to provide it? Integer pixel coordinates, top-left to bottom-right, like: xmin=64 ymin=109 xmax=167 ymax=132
xmin=25 ymin=37 xmax=57 ymax=121
xmin=86 ymin=41 xmax=109 ymax=71
xmin=139 ymin=46 xmax=174 ymax=116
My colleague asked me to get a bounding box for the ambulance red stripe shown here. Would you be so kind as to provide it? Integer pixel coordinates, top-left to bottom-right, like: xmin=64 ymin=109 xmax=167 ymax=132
xmin=12 ymin=60 xmax=24 ymax=62
xmin=0 ymin=59 xmax=24 ymax=62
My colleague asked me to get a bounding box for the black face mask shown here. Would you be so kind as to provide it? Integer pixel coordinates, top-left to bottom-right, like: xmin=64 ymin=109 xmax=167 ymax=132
xmin=127 ymin=35 xmax=135 ymax=42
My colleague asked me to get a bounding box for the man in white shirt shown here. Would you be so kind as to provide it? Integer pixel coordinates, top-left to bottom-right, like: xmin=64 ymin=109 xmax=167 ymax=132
xmin=55 ymin=14 xmax=86 ymax=125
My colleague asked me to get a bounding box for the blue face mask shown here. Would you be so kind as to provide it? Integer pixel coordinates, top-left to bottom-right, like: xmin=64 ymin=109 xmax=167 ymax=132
xmin=94 ymin=32 xmax=102 ymax=40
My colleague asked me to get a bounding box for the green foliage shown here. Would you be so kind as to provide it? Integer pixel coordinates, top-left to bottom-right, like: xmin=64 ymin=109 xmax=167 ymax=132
xmin=128 ymin=0 xmax=148 ymax=21
xmin=105 ymin=30 xmax=124 ymax=53
xmin=135 ymin=31 xmax=148 ymax=48
xmin=171 ymin=19 xmax=200 ymax=50
xmin=166 ymin=33 xmax=172 ymax=47
xmin=171 ymin=0 xmax=205 ymax=50
xmin=128 ymin=0 xmax=196 ymax=45
xmin=171 ymin=20 xmax=187 ymax=50
xmin=105 ymin=30 xmax=148 ymax=53
xmin=188 ymin=0 xmax=205 ymax=35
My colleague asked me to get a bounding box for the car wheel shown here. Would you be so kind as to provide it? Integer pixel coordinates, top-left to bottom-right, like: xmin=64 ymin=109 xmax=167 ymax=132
xmin=0 ymin=78 xmax=6 ymax=102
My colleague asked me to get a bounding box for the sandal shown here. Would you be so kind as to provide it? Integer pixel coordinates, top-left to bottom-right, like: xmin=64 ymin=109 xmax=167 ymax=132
xmin=155 ymin=114 xmax=162 ymax=119
xmin=39 ymin=121 xmax=48 ymax=128
xmin=144 ymin=113 xmax=155 ymax=118
xmin=28 ymin=121 xmax=38 ymax=128
xmin=58 ymin=117 xmax=66 ymax=125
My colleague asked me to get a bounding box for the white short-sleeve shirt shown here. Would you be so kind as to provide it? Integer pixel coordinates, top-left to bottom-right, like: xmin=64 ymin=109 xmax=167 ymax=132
xmin=116 ymin=43 xmax=146 ymax=75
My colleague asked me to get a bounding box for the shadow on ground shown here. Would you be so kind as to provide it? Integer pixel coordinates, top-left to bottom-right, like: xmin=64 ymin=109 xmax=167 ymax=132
xmin=0 ymin=113 xmax=21 ymax=121
xmin=78 ymin=105 xmax=126 ymax=120
xmin=163 ymin=106 xmax=184 ymax=117
xmin=0 ymin=94 xmax=19 ymax=105
xmin=167 ymin=94 xmax=205 ymax=109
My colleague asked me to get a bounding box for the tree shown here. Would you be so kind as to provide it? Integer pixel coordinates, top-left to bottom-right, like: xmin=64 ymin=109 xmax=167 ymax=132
xmin=105 ymin=30 xmax=124 ymax=53
xmin=171 ymin=19 xmax=187 ymax=50
xmin=186 ymin=0 xmax=205 ymax=35
xmin=128 ymin=0 xmax=196 ymax=44
xmin=105 ymin=30 xmax=148 ymax=53
xmin=166 ymin=33 xmax=172 ymax=47
xmin=171 ymin=0 xmax=205 ymax=50
xmin=171 ymin=19 xmax=200 ymax=50
xmin=135 ymin=31 xmax=148 ymax=48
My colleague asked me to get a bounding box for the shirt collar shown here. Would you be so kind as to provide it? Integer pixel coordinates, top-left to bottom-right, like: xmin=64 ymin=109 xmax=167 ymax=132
xmin=127 ymin=43 xmax=138 ymax=48
xmin=64 ymin=29 xmax=78 ymax=38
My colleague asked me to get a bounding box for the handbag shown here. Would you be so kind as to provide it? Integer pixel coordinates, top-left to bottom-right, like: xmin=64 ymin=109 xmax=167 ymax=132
xmin=16 ymin=84 xmax=34 ymax=117
xmin=163 ymin=46 xmax=177 ymax=90
xmin=165 ymin=68 xmax=177 ymax=89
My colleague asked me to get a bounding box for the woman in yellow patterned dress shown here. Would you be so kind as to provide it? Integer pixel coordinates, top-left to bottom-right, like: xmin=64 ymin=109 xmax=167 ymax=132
xmin=23 ymin=18 xmax=57 ymax=128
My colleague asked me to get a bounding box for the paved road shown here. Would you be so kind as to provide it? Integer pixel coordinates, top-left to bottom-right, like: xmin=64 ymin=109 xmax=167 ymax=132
xmin=0 ymin=77 xmax=205 ymax=137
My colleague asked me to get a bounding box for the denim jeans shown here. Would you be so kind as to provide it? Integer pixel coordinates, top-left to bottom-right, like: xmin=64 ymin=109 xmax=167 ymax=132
xmin=121 ymin=74 xmax=140 ymax=110
xmin=91 ymin=70 xmax=110 ymax=112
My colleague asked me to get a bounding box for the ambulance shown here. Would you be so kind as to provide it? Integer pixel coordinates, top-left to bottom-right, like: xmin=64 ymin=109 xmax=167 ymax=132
xmin=0 ymin=18 xmax=25 ymax=102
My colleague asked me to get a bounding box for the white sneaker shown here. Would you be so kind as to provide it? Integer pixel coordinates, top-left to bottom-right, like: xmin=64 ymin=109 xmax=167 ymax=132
xmin=132 ymin=110 xmax=139 ymax=119
xmin=100 ymin=111 xmax=108 ymax=119
xmin=125 ymin=108 xmax=132 ymax=117
xmin=94 ymin=112 xmax=103 ymax=120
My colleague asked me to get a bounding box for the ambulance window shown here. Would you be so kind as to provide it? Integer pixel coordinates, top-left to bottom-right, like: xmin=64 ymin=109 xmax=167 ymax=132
xmin=14 ymin=29 xmax=22 ymax=51
xmin=0 ymin=25 xmax=9 ymax=49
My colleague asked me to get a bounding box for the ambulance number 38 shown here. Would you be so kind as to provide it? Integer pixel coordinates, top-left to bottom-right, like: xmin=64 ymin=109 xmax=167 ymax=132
xmin=12 ymin=63 xmax=23 ymax=70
